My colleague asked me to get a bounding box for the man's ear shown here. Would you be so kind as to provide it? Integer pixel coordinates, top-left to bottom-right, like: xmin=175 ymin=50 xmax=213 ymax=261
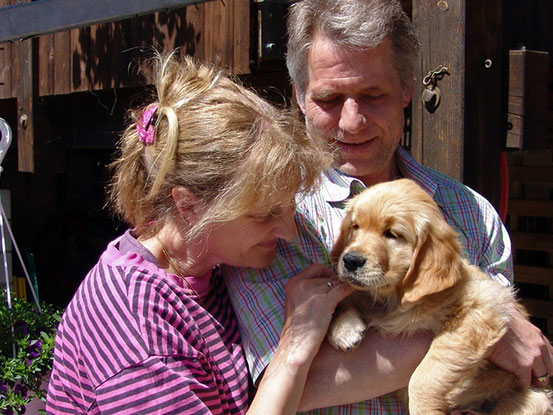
xmin=171 ymin=186 xmax=199 ymax=221
xmin=294 ymin=83 xmax=307 ymax=115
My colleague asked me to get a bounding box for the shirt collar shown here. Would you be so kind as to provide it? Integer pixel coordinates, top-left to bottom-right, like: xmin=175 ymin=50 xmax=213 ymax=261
xmin=321 ymin=168 xmax=366 ymax=209
xmin=395 ymin=146 xmax=438 ymax=198
xmin=321 ymin=146 xmax=439 ymax=208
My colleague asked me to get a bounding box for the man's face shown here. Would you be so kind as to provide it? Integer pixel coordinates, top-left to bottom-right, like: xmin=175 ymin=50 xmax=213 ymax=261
xmin=298 ymin=33 xmax=412 ymax=186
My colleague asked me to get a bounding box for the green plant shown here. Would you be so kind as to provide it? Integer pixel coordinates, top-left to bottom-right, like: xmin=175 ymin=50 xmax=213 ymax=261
xmin=0 ymin=292 xmax=63 ymax=415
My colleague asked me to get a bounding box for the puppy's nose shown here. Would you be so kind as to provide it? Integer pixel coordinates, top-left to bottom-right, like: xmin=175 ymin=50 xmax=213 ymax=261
xmin=342 ymin=252 xmax=366 ymax=272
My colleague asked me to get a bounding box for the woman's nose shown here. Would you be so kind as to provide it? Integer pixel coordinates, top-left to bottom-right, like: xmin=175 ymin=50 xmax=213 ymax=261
xmin=338 ymin=98 xmax=366 ymax=134
xmin=274 ymin=209 xmax=297 ymax=241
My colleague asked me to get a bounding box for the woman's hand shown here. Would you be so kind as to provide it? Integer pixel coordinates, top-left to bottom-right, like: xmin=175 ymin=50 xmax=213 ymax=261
xmin=279 ymin=264 xmax=353 ymax=364
xmin=248 ymin=264 xmax=353 ymax=415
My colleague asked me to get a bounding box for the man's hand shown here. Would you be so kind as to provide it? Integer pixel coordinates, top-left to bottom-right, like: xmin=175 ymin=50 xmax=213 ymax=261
xmin=489 ymin=303 xmax=553 ymax=388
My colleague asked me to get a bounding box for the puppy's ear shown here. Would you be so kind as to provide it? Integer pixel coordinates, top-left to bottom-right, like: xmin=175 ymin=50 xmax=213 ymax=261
xmin=400 ymin=216 xmax=463 ymax=306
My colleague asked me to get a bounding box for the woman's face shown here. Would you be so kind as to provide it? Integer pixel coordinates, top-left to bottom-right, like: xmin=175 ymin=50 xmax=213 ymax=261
xmin=202 ymin=198 xmax=298 ymax=269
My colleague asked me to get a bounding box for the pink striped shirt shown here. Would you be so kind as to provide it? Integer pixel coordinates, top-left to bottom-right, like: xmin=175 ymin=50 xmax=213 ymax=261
xmin=46 ymin=230 xmax=250 ymax=414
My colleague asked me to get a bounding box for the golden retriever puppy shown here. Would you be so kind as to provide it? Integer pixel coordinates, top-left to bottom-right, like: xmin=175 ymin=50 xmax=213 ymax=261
xmin=327 ymin=178 xmax=552 ymax=415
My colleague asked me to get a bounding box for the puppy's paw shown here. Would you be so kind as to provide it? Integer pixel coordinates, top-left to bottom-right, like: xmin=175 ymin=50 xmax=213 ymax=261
xmin=327 ymin=313 xmax=367 ymax=352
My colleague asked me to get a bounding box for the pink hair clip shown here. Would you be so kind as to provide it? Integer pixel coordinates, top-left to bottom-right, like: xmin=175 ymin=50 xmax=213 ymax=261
xmin=137 ymin=104 xmax=158 ymax=145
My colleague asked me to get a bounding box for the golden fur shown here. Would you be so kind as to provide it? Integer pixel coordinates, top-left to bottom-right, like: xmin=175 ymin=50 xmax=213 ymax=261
xmin=328 ymin=178 xmax=552 ymax=415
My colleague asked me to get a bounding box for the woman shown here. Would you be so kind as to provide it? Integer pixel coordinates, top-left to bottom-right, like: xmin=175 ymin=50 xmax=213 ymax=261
xmin=45 ymin=51 xmax=351 ymax=414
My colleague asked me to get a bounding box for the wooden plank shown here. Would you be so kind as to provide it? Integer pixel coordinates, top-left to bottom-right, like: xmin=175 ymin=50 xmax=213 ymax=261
xmin=17 ymin=38 xmax=34 ymax=172
xmin=219 ymin=0 xmax=233 ymax=69
xmin=511 ymin=232 xmax=553 ymax=252
xmin=515 ymin=265 xmax=553 ymax=286
xmin=0 ymin=41 xmax=12 ymax=99
xmin=155 ymin=10 xmax=175 ymax=53
xmin=507 ymin=49 xmax=549 ymax=150
xmin=38 ymin=34 xmax=55 ymax=96
xmin=88 ymin=24 xmax=107 ymax=91
xmin=53 ymin=31 xmax=72 ymax=95
xmin=0 ymin=0 xmax=215 ymax=43
xmin=71 ymin=26 xmax=92 ymax=92
xmin=232 ymin=0 xmax=250 ymax=75
xmin=508 ymin=200 xmax=553 ymax=218
xmin=0 ymin=0 xmax=12 ymax=98
xmin=462 ymin=0 xmax=503 ymax=208
xmin=183 ymin=2 xmax=205 ymax=61
xmin=203 ymin=1 xmax=215 ymax=65
xmin=509 ymin=166 xmax=553 ymax=182
xmin=203 ymin=0 xmax=232 ymax=69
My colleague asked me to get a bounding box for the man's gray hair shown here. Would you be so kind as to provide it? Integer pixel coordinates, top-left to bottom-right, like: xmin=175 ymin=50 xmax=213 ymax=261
xmin=286 ymin=0 xmax=420 ymax=102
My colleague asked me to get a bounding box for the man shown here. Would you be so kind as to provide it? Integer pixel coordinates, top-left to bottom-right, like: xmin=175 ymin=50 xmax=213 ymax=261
xmin=225 ymin=0 xmax=553 ymax=413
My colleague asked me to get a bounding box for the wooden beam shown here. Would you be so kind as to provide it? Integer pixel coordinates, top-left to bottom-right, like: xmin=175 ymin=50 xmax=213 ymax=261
xmin=463 ymin=0 xmax=504 ymax=208
xmin=17 ymin=38 xmax=34 ymax=172
xmin=0 ymin=0 xmax=215 ymax=43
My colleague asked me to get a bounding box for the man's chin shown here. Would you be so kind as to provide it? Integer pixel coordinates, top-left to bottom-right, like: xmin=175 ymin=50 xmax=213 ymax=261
xmin=335 ymin=162 xmax=367 ymax=178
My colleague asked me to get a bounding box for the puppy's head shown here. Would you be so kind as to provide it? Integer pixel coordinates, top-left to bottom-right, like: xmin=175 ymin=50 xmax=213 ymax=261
xmin=331 ymin=179 xmax=462 ymax=306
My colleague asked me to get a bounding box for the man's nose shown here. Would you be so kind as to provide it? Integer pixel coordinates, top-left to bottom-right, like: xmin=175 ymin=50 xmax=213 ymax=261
xmin=338 ymin=98 xmax=366 ymax=134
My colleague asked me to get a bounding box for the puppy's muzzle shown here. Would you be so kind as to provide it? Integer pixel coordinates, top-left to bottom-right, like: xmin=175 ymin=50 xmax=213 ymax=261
xmin=342 ymin=252 xmax=367 ymax=272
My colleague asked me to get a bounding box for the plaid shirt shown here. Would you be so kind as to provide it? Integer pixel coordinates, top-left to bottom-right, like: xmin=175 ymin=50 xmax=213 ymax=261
xmin=224 ymin=146 xmax=513 ymax=414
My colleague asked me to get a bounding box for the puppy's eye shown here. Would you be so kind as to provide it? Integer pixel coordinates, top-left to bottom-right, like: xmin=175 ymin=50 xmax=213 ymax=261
xmin=384 ymin=229 xmax=399 ymax=239
xmin=351 ymin=223 xmax=359 ymax=231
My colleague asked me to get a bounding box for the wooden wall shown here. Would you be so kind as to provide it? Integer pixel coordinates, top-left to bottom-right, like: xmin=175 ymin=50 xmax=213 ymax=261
xmin=0 ymin=0 xmax=250 ymax=172
xmin=0 ymin=0 xmax=250 ymax=99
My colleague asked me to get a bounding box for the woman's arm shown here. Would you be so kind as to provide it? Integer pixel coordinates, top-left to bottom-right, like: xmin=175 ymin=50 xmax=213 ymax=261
xmin=247 ymin=264 xmax=353 ymax=415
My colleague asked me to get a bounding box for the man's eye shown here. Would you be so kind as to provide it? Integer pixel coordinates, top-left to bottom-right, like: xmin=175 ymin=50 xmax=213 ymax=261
xmin=314 ymin=96 xmax=341 ymax=107
xmin=363 ymin=94 xmax=383 ymax=101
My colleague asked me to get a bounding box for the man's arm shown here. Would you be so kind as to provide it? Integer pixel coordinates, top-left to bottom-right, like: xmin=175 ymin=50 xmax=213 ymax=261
xmin=298 ymin=330 xmax=432 ymax=411
xmin=454 ymin=186 xmax=553 ymax=388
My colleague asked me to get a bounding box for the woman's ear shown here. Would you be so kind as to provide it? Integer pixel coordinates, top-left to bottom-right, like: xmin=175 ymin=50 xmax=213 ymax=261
xmin=171 ymin=186 xmax=199 ymax=221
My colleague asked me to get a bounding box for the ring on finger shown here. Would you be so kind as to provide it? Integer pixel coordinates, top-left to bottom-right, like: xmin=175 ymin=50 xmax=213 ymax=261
xmin=535 ymin=371 xmax=550 ymax=383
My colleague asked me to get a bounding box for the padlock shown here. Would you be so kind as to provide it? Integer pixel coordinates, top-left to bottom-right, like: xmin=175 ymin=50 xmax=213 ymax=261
xmin=422 ymin=85 xmax=441 ymax=113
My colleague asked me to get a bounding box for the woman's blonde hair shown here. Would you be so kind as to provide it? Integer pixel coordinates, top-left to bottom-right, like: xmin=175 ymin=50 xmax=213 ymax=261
xmin=109 ymin=51 xmax=330 ymax=240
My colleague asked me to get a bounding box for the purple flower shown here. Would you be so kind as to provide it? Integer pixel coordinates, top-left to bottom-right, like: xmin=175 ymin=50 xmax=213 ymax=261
xmin=14 ymin=319 xmax=29 ymax=335
xmin=0 ymin=380 xmax=6 ymax=399
xmin=14 ymin=383 xmax=28 ymax=399
xmin=25 ymin=339 xmax=42 ymax=364
xmin=1 ymin=407 xmax=13 ymax=415
xmin=25 ymin=340 xmax=42 ymax=357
